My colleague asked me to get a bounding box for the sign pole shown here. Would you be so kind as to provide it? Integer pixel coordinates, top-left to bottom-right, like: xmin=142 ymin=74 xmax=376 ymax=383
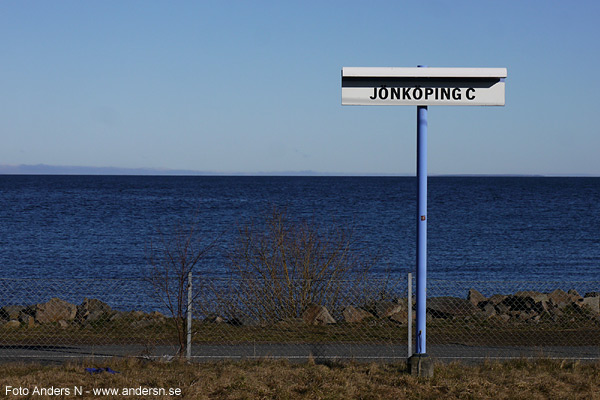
xmin=408 ymin=65 xmax=434 ymax=377
xmin=416 ymin=102 xmax=427 ymax=355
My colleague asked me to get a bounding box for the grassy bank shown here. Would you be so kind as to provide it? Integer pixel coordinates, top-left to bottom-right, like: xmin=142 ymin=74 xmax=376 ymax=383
xmin=0 ymin=358 xmax=598 ymax=399
xmin=2 ymin=316 xmax=599 ymax=347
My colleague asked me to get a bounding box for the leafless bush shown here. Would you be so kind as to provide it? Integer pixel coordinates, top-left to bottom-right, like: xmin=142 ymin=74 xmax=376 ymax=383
xmin=146 ymin=220 xmax=217 ymax=356
xmin=217 ymin=208 xmax=374 ymax=323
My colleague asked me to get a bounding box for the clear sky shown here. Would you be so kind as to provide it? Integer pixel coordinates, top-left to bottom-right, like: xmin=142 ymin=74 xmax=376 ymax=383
xmin=2 ymin=1 xmax=599 ymax=175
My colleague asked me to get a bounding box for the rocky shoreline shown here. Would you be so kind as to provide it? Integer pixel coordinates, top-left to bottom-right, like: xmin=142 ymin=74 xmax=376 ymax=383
xmin=0 ymin=298 xmax=167 ymax=329
xmin=1 ymin=288 xmax=598 ymax=329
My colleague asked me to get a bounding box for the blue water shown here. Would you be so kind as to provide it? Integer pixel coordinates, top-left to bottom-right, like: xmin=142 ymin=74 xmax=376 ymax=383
xmin=0 ymin=175 xmax=598 ymax=282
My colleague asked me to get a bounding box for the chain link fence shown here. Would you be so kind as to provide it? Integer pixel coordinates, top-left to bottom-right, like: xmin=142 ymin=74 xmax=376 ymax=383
xmin=1 ymin=277 xmax=599 ymax=362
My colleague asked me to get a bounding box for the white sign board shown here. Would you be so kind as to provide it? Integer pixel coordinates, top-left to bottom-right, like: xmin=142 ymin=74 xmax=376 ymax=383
xmin=342 ymin=67 xmax=506 ymax=106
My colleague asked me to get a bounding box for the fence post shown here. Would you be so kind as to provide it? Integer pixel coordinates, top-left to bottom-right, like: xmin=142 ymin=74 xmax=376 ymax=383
xmin=408 ymin=272 xmax=412 ymax=357
xmin=186 ymin=271 xmax=192 ymax=361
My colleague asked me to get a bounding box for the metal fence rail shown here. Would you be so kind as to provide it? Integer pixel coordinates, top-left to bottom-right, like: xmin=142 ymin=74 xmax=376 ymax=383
xmin=0 ymin=277 xmax=598 ymax=362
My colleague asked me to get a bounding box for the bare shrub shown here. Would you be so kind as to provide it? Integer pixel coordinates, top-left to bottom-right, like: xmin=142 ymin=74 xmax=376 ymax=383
xmin=217 ymin=208 xmax=374 ymax=323
xmin=146 ymin=220 xmax=217 ymax=356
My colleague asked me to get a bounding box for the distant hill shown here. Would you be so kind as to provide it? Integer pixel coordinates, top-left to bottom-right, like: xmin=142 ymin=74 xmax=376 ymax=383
xmin=0 ymin=164 xmax=330 ymax=176
xmin=0 ymin=164 xmax=207 ymax=175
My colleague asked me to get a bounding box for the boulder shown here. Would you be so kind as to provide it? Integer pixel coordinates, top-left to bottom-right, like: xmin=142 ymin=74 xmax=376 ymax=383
xmin=580 ymin=297 xmax=600 ymax=314
xmin=488 ymin=294 xmax=507 ymax=305
xmin=149 ymin=311 xmax=165 ymax=319
xmin=548 ymin=289 xmax=576 ymax=308
xmin=343 ymin=306 xmax=374 ymax=323
xmin=302 ymin=304 xmax=336 ymax=325
xmin=109 ymin=311 xmax=128 ymax=321
xmin=495 ymin=302 xmax=510 ymax=314
xmin=514 ymin=291 xmax=549 ymax=303
xmin=4 ymin=320 xmax=20 ymax=329
xmin=467 ymin=289 xmax=487 ymax=307
xmin=19 ymin=314 xmax=35 ymax=328
xmin=0 ymin=305 xmax=25 ymax=321
xmin=203 ymin=313 xmax=224 ymax=324
xmin=426 ymin=297 xmax=479 ymax=319
xmin=535 ymin=300 xmax=551 ymax=314
xmin=32 ymin=298 xmax=77 ymax=324
xmin=481 ymin=302 xmax=496 ymax=318
xmin=389 ymin=310 xmax=409 ymax=325
xmin=226 ymin=317 xmax=244 ymax=326
xmin=130 ymin=319 xmax=154 ymax=329
xmin=373 ymin=301 xmax=404 ymax=318
xmin=551 ymin=307 xmax=565 ymax=318
xmin=501 ymin=296 xmax=535 ymax=312
xmin=498 ymin=314 xmax=510 ymax=322
xmin=227 ymin=316 xmax=261 ymax=326
xmin=76 ymin=298 xmax=112 ymax=323
xmin=276 ymin=318 xmax=304 ymax=326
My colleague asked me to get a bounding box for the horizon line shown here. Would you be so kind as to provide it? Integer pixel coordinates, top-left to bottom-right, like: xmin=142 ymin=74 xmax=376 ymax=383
xmin=0 ymin=164 xmax=599 ymax=178
xmin=0 ymin=164 xmax=597 ymax=178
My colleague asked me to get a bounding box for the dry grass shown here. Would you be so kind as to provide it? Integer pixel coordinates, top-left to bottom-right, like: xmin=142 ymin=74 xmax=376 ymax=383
xmin=0 ymin=357 xmax=599 ymax=399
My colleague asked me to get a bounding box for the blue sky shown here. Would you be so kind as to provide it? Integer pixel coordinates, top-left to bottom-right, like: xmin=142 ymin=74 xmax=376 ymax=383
xmin=2 ymin=1 xmax=599 ymax=175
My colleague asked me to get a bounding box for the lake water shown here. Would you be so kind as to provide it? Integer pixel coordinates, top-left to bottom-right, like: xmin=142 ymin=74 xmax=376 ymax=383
xmin=1 ymin=175 xmax=599 ymax=282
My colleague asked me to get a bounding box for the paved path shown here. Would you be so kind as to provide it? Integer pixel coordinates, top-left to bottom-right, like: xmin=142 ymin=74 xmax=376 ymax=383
xmin=1 ymin=343 xmax=599 ymax=364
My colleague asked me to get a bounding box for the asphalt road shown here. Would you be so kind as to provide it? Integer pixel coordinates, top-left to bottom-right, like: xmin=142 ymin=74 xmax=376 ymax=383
xmin=1 ymin=343 xmax=599 ymax=364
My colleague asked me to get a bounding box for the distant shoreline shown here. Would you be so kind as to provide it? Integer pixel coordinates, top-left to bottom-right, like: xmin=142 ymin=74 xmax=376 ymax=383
xmin=0 ymin=165 xmax=597 ymax=177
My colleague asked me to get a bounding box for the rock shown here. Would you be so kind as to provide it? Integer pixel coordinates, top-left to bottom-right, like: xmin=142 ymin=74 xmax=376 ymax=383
xmin=58 ymin=320 xmax=69 ymax=329
xmin=569 ymin=292 xmax=584 ymax=308
xmin=580 ymin=297 xmax=600 ymax=314
xmin=1 ymin=305 xmax=25 ymax=321
xmin=548 ymin=289 xmax=571 ymax=308
xmin=302 ymin=304 xmax=336 ymax=325
xmin=514 ymin=291 xmax=548 ymax=303
xmin=426 ymin=297 xmax=479 ymax=319
xmin=109 ymin=311 xmax=128 ymax=321
xmin=88 ymin=310 xmax=110 ymax=323
xmin=488 ymin=294 xmax=507 ymax=305
xmin=343 ymin=306 xmax=374 ymax=323
xmin=498 ymin=314 xmax=510 ymax=322
xmin=77 ymin=298 xmax=112 ymax=322
xmin=19 ymin=314 xmax=35 ymax=328
xmin=227 ymin=316 xmax=262 ymax=326
xmin=204 ymin=313 xmax=224 ymax=324
xmin=131 ymin=319 xmax=154 ymax=329
xmin=521 ymin=311 xmax=537 ymax=321
xmin=534 ymin=300 xmax=551 ymax=314
xmin=5 ymin=320 xmax=20 ymax=329
xmin=529 ymin=314 xmax=542 ymax=324
xmin=33 ymin=298 xmax=77 ymax=324
xmin=467 ymin=289 xmax=487 ymax=307
xmin=389 ymin=310 xmax=409 ymax=325
xmin=495 ymin=303 xmax=510 ymax=314
xmin=226 ymin=317 xmax=244 ymax=326
xmin=396 ymin=298 xmax=411 ymax=308
xmin=149 ymin=311 xmax=165 ymax=319
xmin=373 ymin=301 xmax=404 ymax=318
xmin=502 ymin=296 xmax=536 ymax=312
xmin=276 ymin=318 xmax=304 ymax=326
xmin=551 ymin=307 xmax=565 ymax=318
xmin=481 ymin=302 xmax=496 ymax=317
xmin=585 ymin=292 xmax=600 ymax=298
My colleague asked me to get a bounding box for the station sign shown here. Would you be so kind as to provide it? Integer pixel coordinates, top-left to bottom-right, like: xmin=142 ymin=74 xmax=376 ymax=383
xmin=342 ymin=67 xmax=506 ymax=106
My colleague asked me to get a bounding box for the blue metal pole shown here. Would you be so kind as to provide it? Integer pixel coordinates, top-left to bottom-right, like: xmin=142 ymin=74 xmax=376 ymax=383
xmin=416 ymin=67 xmax=428 ymax=354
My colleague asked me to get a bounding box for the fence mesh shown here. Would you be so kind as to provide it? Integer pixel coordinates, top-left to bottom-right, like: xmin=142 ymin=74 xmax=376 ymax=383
xmin=0 ymin=277 xmax=598 ymax=362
